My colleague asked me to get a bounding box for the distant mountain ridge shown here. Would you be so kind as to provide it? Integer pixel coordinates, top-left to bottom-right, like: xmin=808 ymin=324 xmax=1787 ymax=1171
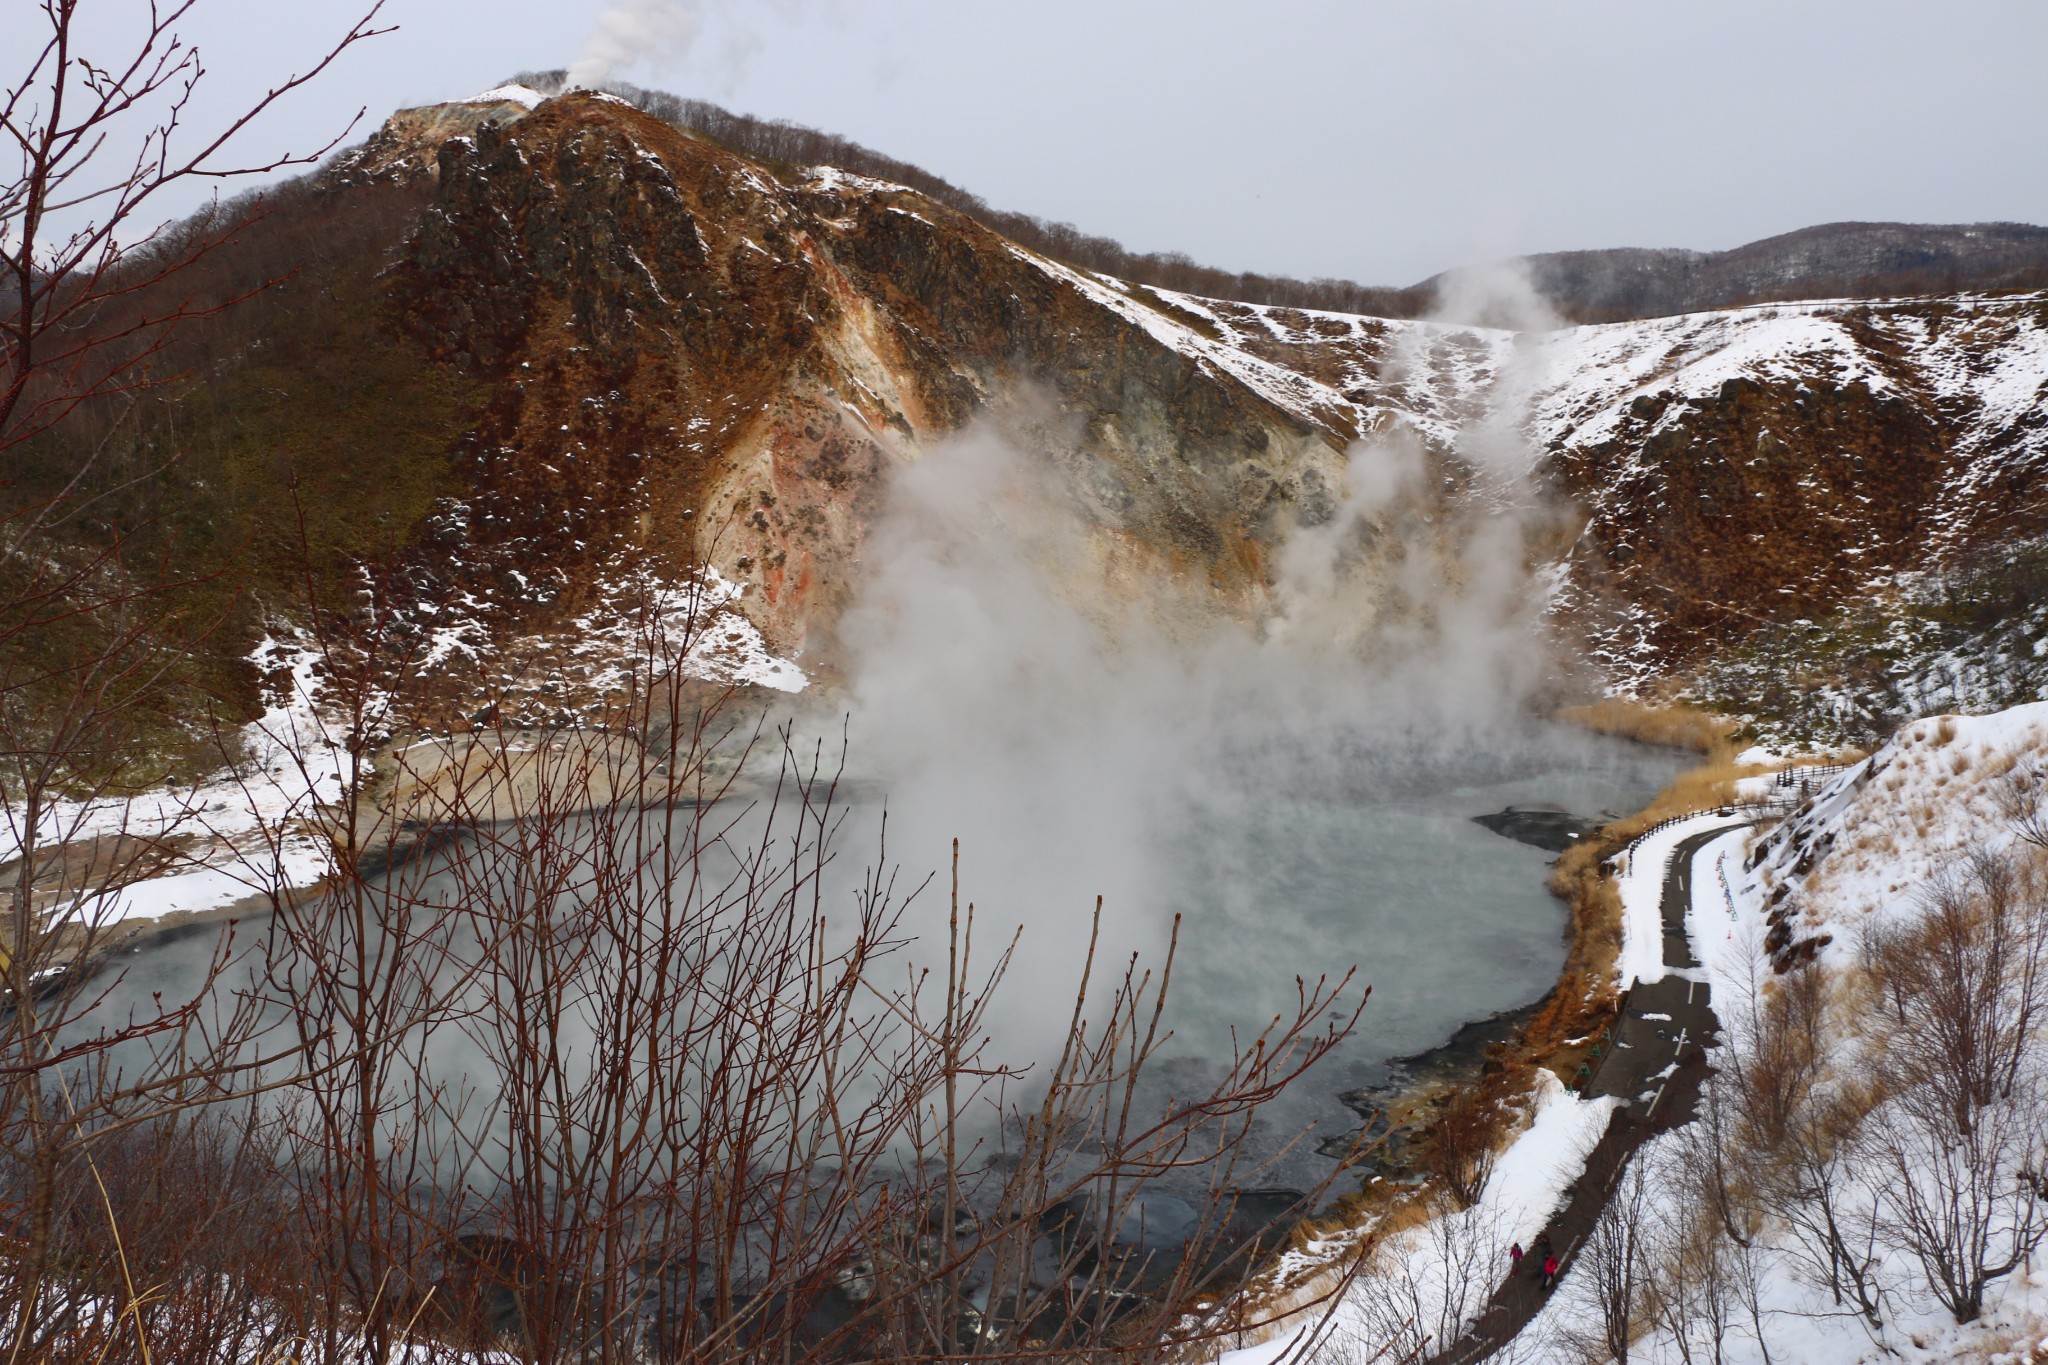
xmin=498 ymin=71 xmax=2048 ymax=325
xmin=1454 ymin=222 xmax=2048 ymax=324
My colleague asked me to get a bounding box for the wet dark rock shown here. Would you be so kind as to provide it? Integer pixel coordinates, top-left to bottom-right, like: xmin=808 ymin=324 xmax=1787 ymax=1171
xmin=1321 ymin=996 xmax=1547 ymax=1167
xmin=1472 ymin=804 xmax=1608 ymax=853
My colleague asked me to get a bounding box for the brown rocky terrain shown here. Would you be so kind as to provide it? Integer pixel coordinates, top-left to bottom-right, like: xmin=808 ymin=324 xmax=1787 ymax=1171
xmin=342 ymin=90 xmax=1371 ymax=710
xmin=12 ymin=85 xmax=2047 ymax=744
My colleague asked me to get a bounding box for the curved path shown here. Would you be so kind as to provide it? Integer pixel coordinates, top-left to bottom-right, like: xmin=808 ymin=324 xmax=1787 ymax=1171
xmin=1430 ymin=820 xmax=1747 ymax=1364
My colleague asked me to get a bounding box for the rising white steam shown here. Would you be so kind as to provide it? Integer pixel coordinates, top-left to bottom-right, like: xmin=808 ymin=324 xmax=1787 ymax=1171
xmin=566 ymin=0 xmax=706 ymax=90
xmin=834 ymin=267 xmax=1626 ymax=1082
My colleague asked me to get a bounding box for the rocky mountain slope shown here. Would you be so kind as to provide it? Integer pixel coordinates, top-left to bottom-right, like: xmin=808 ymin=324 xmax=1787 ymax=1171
xmin=341 ymin=89 xmax=2047 ymax=726
xmin=13 ymin=85 xmax=2048 ymax=754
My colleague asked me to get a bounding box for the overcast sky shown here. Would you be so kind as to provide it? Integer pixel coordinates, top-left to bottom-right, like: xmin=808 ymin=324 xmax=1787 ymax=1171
xmin=26 ymin=0 xmax=2048 ymax=285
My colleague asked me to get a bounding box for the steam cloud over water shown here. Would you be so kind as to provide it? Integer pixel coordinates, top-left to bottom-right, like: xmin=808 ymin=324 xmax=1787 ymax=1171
xmin=833 ymin=286 xmax=1667 ymax=1113
xmin=77 ymin=275 xmax=1682 ymax=1198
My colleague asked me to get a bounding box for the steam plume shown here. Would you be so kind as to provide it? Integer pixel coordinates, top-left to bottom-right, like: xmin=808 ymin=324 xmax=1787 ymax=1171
xmin=567 ymin=0 xmax=706 ymax=90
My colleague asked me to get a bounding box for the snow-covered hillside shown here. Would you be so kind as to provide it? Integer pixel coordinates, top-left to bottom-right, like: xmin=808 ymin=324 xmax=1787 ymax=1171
xmin=1519 ymin=704 xmax=2048 ymax=1364
xmin=1215 ymin=702 xmax=2048 ymax=1365
xmin=1737 ymin=705 xmax=2048 ymax=973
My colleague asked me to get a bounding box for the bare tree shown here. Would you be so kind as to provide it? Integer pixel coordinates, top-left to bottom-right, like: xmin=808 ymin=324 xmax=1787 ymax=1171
xmin=3 ymin=0 xmax=390 ymax=461
xmin=1349 ymin=1189 xmax=1509 ymax=1361
xmin=1729 ymin=961 xmax=1887 ymax=1331
xmin=1565 ymin=1158 xmax=1655 ymax=1365
xmin=1864 ymin=846 xmax=2048 ymax=1324
xmin=1644 ymin=1116 xmax=1783 ymax=1365
xmin=1995 ymin=754 xmax=2048 ymax=853
xmin=1424 ymin=1076 xmax=1506 ymax=1211
xmin=0 ymin=507 xmax=309 ymax=1359
xmin=0 ymin=8 xmax=405 ymax=1355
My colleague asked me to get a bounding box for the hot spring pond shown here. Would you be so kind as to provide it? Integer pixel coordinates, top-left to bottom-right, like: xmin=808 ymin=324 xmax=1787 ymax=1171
xmin=94 ymin=720 xmax=1684 ymax=1197
xmin=841 ymin=719 xmax=1688 ymax=1190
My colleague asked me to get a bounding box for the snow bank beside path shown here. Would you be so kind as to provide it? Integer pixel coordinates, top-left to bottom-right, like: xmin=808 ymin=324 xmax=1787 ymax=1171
xmin=1510 ymin=700 xmax=2048 ymax=1364
xmin=1685 ymin=825 xmax=1759 ymax=986
xmin=1611 ymin=814 xmax=1734 ymax=988
xmin=1217 ymin=1077 xmax=1618 ymax=1365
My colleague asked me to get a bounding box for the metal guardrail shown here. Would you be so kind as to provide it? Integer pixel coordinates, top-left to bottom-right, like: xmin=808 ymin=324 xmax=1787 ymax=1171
xmin=1774 ymin=762 xmax=1851 ymax=791
xmin=1617 ymin=803 xmax=1779 ymax=862
xmin=1609 ymin=763 xmax=1858 ymax=865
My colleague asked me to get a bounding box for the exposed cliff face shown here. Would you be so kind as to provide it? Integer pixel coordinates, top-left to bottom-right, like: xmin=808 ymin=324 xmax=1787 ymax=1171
xmin=365 ymin=91 xmax=1364 ymax=702
xmin=1529 ymin=298 xmax=2048 ymax=684
xmin=298 ymin=91 xmax=2048 ymax=728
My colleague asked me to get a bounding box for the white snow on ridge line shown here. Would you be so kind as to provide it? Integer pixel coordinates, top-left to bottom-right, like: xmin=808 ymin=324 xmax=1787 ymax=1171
xmin=1528 ymin=310 xmax=1895 ymax=450
xmin=1033 ymin=236 xmax=2045 ymax=471
xmin=737 ymin=145 xmax=2047 ymax=476
xmin=462 ymin=83 xmax=548 ymax=109
xmin=803 ymin=165 xmax=920 ymax=198
xmin=1006 ymin=247 xmax=1372 ymax=436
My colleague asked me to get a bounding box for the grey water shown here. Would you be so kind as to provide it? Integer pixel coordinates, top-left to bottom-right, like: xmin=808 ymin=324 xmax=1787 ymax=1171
xmin=1164 ymin=728 xmax=1679 ymax=1064
xmin=86 ymin=721 xmax=1683 ymax=1200
xmin=1109 ymin=724 xmax=1683 ymax=1190
xmin=806 ymin=715 xmax=1687 ymax=1195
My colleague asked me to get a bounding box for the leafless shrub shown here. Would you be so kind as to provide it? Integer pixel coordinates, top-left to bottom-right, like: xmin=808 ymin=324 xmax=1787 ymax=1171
xmin=3 ymin=6 xmax=393 ymax=1349
xmin=1642 ymin=1125 xmax=1782 ymax=1365
xmin=3 ymin=0 xmax=390 ymax=459
xmin=1550 ymin=1158 xmax=1655 ymax=1365
xmin=1346 ymin=1190 xmax=1509 ymax=1362
xmin=1729 ymin=963 xmax=1887 ymax=1331
xmin=1995 ymin=753 xmax=2048 ymax=852
xmin=1423 ymin=1081 xmax=1508 ymax=1212
xmin=1862 ymin=846 xmax=2048 ymax=1324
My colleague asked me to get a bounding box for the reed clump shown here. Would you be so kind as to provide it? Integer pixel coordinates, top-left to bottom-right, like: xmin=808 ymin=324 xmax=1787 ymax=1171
xmin=1535 ymin=698 xmax=1767 ymax=1070
xmin=1554 ymin=698 xmax=1736 ymax=754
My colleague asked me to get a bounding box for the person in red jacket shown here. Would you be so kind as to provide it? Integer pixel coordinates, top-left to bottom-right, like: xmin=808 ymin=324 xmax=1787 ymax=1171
xmin=1541 ymin=1252 xmax=1560 ymax=1291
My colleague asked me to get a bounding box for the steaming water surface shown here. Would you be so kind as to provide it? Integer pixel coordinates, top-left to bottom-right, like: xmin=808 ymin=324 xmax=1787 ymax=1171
xmin=1163 ymin=729 xmax=1682 ymax=1063
xmin=88 ymin=720 xmax=1682 ymax=1203
xmin=813 ymin=713 xmax=1687 ymax=1192
xmin=1142 ymin=725 xmax=1683 ymax=1186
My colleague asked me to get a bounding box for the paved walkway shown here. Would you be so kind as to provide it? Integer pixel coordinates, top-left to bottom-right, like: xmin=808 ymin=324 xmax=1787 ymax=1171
xmin=1427 ymin=820 xmax=1747 ymax=1365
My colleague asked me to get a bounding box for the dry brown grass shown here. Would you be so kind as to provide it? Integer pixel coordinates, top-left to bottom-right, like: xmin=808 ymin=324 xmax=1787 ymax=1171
xmin=1528 ymin=733 xmax=1779 ymax=1070
xmin=1554 ymin=698 xmax=1736 ymax=754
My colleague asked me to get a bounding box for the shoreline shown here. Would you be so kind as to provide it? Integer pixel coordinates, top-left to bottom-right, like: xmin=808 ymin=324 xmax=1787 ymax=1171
xmin=1323 ymin=714 xmax=1739 ymax=1193
xmin=62 ymin=722 xmax=1717 ymax=1186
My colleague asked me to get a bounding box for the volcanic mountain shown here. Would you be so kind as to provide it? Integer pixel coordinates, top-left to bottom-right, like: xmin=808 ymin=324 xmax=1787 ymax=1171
xmin=14 ymin=84 xmax=2048 ymax=752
